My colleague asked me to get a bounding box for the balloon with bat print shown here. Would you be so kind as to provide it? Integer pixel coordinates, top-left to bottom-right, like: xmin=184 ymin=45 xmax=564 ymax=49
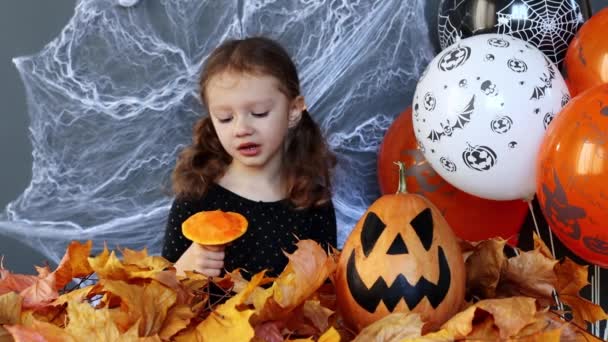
xmin=413 ymin=34 xmax=569 ymax=201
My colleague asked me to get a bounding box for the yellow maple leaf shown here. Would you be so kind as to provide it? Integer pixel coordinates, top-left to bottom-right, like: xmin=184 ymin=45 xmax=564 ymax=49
xmin=120 ymin=248 xmax=173 ymax=280
xmin=88 ymin=246 xmax=131 ymax=280
xmin=352 ymin=312 xmax=424 ymax=342
xmin=178 ymin=271 xmax=270 ymax=341
xmin=0 ymin=292 xmax=22 ymax=325
xmin=101 ymin=279 xmax=177 ymax=336
xmin=159 ymin=304 xmax=194 ymax=340
xmin=51 ymin=284 xmax=102 ymax=306
xmin=318 ymin=326 xmax=341 ymax=342
xmin=440 ymin=304 xmax=477 ymax=339
xmin=475 ymin=297 xmax=538 ymax=339
xmin=253 ymin=240 xmax=336 ymax=323
xmin=412 ymin=330 xmax=453 ymax=341
xmin=65 ymin=300 xmax=132 ymax=341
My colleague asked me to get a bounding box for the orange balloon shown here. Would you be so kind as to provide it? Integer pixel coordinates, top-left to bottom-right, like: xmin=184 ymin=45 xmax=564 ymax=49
xmin=377 ymin=107 xmax=527 ymax=244
xmin=536 ymin=84 xmax=608 ymax=267
xmin=563 ymin=8 xmax=608 ymax=97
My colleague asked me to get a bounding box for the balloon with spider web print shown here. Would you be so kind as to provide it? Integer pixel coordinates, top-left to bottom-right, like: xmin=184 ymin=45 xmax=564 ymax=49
xmin=437 ymin=0 xmax=591 ymax=67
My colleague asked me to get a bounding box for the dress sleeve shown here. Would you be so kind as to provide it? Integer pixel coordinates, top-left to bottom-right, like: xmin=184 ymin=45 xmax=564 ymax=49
xmin=311 ymin=199 xmax=338 ymax=251
xmin=161 ymin=198 xmax=196 ymax=263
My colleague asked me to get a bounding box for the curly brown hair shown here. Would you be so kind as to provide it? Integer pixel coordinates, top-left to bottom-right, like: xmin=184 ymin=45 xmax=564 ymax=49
xmin=172 ymin=37 xmax=336 ymax=208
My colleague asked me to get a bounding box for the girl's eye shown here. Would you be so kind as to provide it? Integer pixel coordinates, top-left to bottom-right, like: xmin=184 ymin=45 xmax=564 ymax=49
xmin=252 ymin=112 xmax=269 ymax=118
xmin=218 ymin=117 xmax=233 ymax=123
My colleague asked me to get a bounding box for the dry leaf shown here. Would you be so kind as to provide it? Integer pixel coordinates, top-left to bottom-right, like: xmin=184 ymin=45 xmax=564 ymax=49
xmin=101 ymin=279 xmax=176 ymax=336
xmin=475 ymin=297 xmax=538 ymax=338
xmin=4 ymin=324 xmax=53 ymax=342
xmin=88 ymin=246 xmax=131 ymax=280
xmin=532 ymin=233 xmax=555 ymax=259
xmin=65 ymin=300 xmax=131 ymax=341
xmin=52 ymin=241 xmax=93 ymax=290
xmin=465 ymin=314 xmax=499 ymax=340
xmin=19 ymin=276 xmax=59 ymax=310
xmin=554 ymin=258 xmax=608 ymax=327
xmin=0 ymin=292 xmax=22 ymax=325
xmin=120 ymin=248 xmax=173 ymax=280
xmin=352 ymin=313 xmax=423 ymax=342
xmin=254 ymin=240 xmax=336 ymax=322
xmin=254 ymin=320 xmax=285 ymax=342
xmin=179 ymin=271 xmax=269 ymax=341
xmin=497 ymin=249 xmax=558 ymax=304
xmin=159 ymin=304 xmax=194 ymax=340
xmin=401 ymin=329 xmax=453 ymax=341
xmin=51 ymin=284 xmax=101 ymax=306
xmin=318 ymin=326 xmax=341 ymax=342
xmin=0 ymin=326 xmax=12 ymax=342
xmin=440 ymin=304 xmax=477 ymax=339
xmin=284 ymin=299 xmax=335 ymax=337
xmin=465 ymin=239 xmax=507 ymax=298
xmin=301 ymin=300 xmax=334 ymax=333
xmin=0 ymin=268 xmax=41 ymax=295
xmin=193 ymin=305 xmax=255 ymax=341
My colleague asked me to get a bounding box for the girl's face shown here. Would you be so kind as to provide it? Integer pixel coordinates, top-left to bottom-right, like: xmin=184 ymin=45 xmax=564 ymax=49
xmin=206 ymin=71 xmax=303 ymax=172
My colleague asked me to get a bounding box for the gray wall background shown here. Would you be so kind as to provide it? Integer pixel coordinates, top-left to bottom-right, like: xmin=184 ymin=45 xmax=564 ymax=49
xmin=1 ymin=1 xmax=77 ymax=271
xmin=0 ymin=0 xmax=606 ymax=268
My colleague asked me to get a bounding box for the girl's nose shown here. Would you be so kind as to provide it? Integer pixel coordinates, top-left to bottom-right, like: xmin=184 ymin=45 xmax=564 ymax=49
xmin=234 ymin=115 xmax=253 ymax=137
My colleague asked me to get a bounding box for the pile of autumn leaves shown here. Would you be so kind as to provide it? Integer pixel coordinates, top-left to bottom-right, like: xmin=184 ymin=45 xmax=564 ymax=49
xmin=1 ymin=235 xmax=607 ymax=341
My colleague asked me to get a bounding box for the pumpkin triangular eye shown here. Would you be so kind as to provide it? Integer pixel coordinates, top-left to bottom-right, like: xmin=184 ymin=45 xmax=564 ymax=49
xmin=361 ymin=212 xmax=386 ymax=257
xmin=387 ymin=233 xmax=408 ymax=255
xmin=410 ymin=208 xmax=433 ymax=251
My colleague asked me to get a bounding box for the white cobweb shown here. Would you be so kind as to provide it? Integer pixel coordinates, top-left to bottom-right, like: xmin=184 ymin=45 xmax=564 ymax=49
xmin=437 ymin=0 xmax=466 ymax=49
xmin=438 ymin=0 xmax=585 ymax=65
xmin=496 ymin=0 xmax=585 ymax=64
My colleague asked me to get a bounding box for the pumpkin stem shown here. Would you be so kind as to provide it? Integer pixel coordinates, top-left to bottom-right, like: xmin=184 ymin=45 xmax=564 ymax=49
xmin=393 ymin=161 xmax=408 ymax=194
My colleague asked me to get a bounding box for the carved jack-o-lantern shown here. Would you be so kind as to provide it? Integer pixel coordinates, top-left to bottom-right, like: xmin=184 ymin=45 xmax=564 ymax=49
xmin=336 ymin=163 xmax=465 ymax=332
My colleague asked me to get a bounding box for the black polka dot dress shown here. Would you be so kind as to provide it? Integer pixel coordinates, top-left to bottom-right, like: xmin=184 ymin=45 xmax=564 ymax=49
xmin=161 ymin=183 xmax=337 ymax=277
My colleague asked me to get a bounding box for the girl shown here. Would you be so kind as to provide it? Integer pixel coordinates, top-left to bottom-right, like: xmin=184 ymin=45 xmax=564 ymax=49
xmin=162 ymin=37 xmax=337 ymax=278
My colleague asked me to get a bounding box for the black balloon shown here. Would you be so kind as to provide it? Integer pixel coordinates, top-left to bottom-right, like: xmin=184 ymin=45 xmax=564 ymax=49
xmin=437 ymin=0 xmax=591 ymax=66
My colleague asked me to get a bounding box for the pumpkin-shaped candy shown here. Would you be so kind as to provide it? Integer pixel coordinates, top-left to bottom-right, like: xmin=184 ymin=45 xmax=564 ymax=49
xmin=182 ymin=210 xmax=248 ymax=245
xmin=335 ymin=163 xmax=465 ymax=332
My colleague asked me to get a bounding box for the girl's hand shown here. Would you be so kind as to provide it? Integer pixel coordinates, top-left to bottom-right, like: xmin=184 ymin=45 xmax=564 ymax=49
xmin=174 ymin=243 xmax=225 ymax=277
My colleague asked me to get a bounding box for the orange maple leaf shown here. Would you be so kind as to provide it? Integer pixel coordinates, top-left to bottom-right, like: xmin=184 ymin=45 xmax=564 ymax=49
xmin=554 ymin=257 xmax=608 ymax=327
xmin=100 ymin=279 xmax=177 ymax=336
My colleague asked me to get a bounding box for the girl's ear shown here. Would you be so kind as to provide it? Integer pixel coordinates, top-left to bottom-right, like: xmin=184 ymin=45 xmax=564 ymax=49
xmin=288 ymin=95 xmax=306 ymax=128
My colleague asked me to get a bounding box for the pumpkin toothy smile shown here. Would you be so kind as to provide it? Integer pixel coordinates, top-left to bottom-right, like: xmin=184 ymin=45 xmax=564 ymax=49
xmin=346 ymin=245 xmax=451 ymax=313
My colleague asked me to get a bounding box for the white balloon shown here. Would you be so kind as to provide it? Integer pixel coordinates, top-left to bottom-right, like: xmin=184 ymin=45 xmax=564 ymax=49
xmin=412 ymin=34 xmax=569 ymax=201
xmin=117 ymin=0 xmax=140 ymax=7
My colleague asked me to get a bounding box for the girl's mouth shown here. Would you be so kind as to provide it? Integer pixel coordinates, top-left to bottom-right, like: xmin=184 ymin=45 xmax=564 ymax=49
xmin=237 ymin=143 xmax=261 ymax=157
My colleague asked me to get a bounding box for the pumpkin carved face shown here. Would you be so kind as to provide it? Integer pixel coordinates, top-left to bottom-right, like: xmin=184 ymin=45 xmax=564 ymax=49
xmin=336 ymin=168 xmax=465 ymax=332
xmin=346 ymin=209 xmax=452 ymax=314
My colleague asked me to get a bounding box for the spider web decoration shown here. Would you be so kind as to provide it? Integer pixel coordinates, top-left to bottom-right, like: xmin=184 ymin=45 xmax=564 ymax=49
xmin=496 ymin=0 xmax=585 ymax=65
xmin=438 ymin=0 xmax=466 ymax=49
